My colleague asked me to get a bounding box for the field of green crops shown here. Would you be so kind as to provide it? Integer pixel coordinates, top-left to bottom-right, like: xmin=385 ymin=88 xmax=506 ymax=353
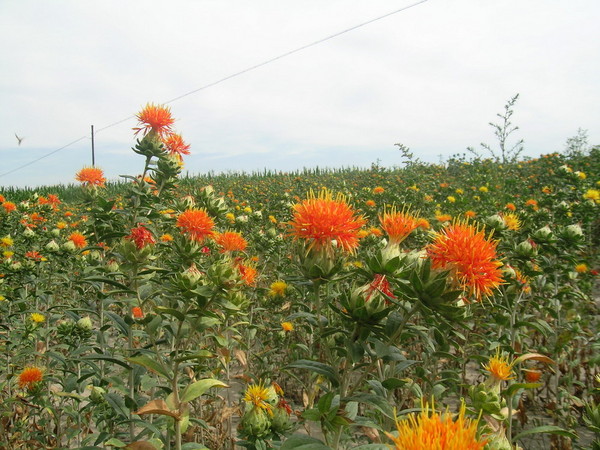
xmin=0 ymin=105 xmax=599 ymax=450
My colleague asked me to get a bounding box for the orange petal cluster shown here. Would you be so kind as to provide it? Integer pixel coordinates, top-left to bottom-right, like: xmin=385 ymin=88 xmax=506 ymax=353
xmin=214 ymin=231 xmax=247 ymax=253
xmin=133 ymin=103 xmax=175 ymax=138
xmin=162 ymin=132 xmax=191 ymax=156
xmin=18 ymin=367 xmax=44 ymax=390
xmin=483 ymin=351 xmax=515 ymax=382
xmin=288 ymin=189 xmax=366 ymax=253
xmin=176 ymin=209 xmax=215 ymax=242
xmin=68 ymin=231 xmax=88 ymax=249
xmin=386 ymin=400 xmax=486 ymax=450
xmin=75 ymin=167 xmax=106 ymax=187
xmin=426 ymin=221 xmax=503 ymax=301
xmin=379 ymin=207 xmax=419 ymax=245
xmin=126 ymin=224 xmax=156 ymax=249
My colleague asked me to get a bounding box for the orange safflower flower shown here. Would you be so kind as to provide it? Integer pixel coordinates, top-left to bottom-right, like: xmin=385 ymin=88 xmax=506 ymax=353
xmin=2 ymin=201 xmax=16 ymax=213
xmin=416 ymin=218 xmax=430 ymax=229
xmin=435 ymin=214 xmax=452 ymax=223
xmin=126 ymin=224 xmax=156 ymax=249
xmin=160 ymin=233 xmax=174 ymax=242
xmin=18 ymin=367 xmax=44 ymax=390
xmin=523 ymin=369 xmax=542 ymax=383
xmin=505 ymin=203 xmax=516 ymax=211
xmin=281 ymin=322 xmax=294 ymax=332
xmin=525 ymin=199 xmax=538 ymax=207
xmin=68 ymin=232 xmax=87 ymax=249
xmin=369 ymin=227 xmax=383 ymax=237
xmin=236 ymin=260 xmax=257 ymax=286
xmin=288 ymin=189 xmax=366 ymax=254
xmin=214 ymin=231 xmax=248 ymax=253
xmin=379 ymin=207 xmax=419 ymax=245
xmin=47 ymin=194 xmax=61 ymax=207
xmin=133 ymin=103 xmax=175 ymax=138
xmin=373 ymin=186 xmax=385 ymax=194
xmin=132 ymin=306 xmax=144 ymax=319
xmin=0 ymin=194 xmax=4 ymax=202
xmin=483 ymin=351 xmax=515 ymax=382
xmin=426 ymin=221 xmax=503 ymax=301
xmin=176 ymin=209 xmax=215 ymax=242
xmin=365 ymin=199 xmax=376 ymax=207
xmin=386 ymin=399 xmax=486 ymax=450
xmin=76 ymin=167 xmax=106 ymax=187
xmin=464 ymin=210 xmax=477 ymax=219
xmin=162 ymin=133 xmax=191 ymax=156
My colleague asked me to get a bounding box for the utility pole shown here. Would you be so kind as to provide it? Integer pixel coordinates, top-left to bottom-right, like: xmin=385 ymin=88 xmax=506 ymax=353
xmin=91 ymin=125 xmax=95 ymax=166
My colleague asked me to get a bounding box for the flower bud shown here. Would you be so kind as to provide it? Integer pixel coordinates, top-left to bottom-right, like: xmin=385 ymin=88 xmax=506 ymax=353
xmin=45 ymin=240 xmax=60 ymax=252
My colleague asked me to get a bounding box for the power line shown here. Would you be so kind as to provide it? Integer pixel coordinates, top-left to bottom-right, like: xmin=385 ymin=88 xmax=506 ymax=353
xmin=1 ymin=0 xmax=428 ymax=180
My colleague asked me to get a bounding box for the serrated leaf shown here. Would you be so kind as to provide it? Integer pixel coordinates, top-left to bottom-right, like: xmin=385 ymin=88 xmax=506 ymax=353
xmin=180 ymin=378 xmax=228 ymax=403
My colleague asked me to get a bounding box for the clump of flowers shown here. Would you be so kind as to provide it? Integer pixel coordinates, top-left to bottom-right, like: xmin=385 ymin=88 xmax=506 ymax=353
xmin=426 ymin=221 xmax=503 ymax=301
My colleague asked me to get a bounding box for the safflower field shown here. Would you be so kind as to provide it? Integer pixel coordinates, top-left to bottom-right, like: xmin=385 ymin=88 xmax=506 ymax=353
xmin=0 ymin=105 xmax=599 ymax=450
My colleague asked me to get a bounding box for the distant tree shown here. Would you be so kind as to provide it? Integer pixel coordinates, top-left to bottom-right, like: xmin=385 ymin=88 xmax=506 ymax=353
xmin=468 ymin=94 xmax=524 ymax=164
xmin=564 ymin=128 xmax=590 ymax=156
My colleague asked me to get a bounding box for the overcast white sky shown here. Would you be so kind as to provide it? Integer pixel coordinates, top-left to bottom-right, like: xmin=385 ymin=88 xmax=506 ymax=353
xmin=1 ymin=0 xmax=599 ymax=188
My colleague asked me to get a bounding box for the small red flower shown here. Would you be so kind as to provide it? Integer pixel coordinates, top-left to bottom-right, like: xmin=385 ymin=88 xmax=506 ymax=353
xmin=126 ymin=224 xmax=156 ymax=249
xmin=132 ymin=307 xmax=144 ymax=319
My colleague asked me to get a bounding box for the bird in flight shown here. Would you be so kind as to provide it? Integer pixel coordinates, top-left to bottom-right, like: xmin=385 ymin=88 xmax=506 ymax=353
xmin=15 ymin=133 xmax=24 ymax=146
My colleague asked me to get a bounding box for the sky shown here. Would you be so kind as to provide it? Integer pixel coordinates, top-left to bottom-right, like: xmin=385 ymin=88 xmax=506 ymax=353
xmin=1 ymin=0 xmax=599 ymax=189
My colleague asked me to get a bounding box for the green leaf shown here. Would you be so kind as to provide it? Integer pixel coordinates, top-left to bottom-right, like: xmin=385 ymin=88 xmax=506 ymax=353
xmin=503 ymin=382 xmax=542 ymax=397
xmin=352 ymin=445 xmax=390 ymax=450
xmin=104 ymin=311 xmax=130 ymax=336
xmin=104 ymin=437 xmax=127 ymax=447
xmin=128 ymin=355 xmax=171 ymax=379
xmin=181 ymin=378 xmax=228 ymax=403
xmin=81 ymin=355 xmax=132 ymax=371
xmin=346 ymin=393 xmax=394 ymax=419
xmin=381 ymin=377 xmax=408 ymax=390
xmin=155 ymin=306 xmax=185 ymax=322
xmin=280 ymin=434 xmax=331 ymax=449
xmin=83 ymin=276 xmax=135 ymax=293
xmin=513 ymin=425 xmax=577 ymax=442
xmin=286 ymin=360 xmax=340 ymax=387
xmin=181 ymin=444 xmax=209 ymax=450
